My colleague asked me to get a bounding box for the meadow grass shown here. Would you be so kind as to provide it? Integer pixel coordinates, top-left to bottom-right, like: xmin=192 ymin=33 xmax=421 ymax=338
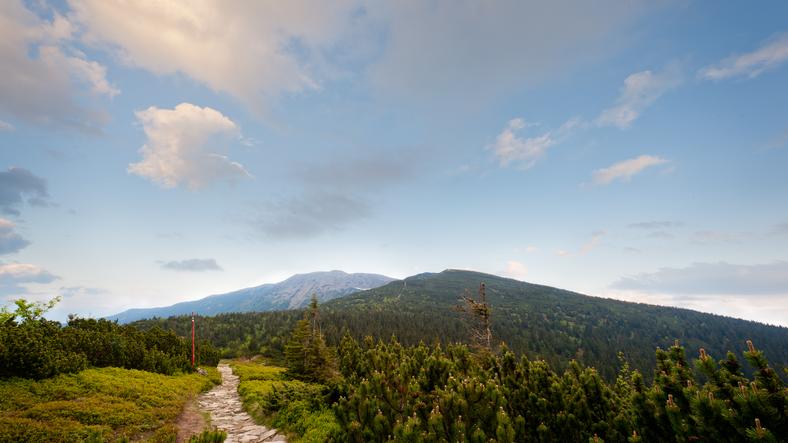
xmin=0 ymin=366 xmax=219 ymax=442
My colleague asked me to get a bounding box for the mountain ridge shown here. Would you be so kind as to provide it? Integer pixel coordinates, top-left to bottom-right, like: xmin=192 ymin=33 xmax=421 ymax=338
xmin=131 ymin=269 xmax=788 ymax=381
xmin=107 ymin=270 xmax=394 ymax=323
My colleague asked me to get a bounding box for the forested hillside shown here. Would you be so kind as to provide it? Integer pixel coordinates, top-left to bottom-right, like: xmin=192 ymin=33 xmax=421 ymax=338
xmin=132 ymin=270 xmax=788 ymax=381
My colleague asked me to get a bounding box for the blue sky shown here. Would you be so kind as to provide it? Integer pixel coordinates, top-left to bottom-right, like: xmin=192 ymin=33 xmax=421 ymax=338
xmin=1 ymin=0 xmax=788 ymax=325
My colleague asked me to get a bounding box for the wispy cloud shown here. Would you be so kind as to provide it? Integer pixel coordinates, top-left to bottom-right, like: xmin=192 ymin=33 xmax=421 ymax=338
xmin=59 ymin=286 xmax=107 ymax=297
xmin=556 ymin=231 xmax=606 ymax=257
xmin=628 ymin=221 xmax=684 ymax=230
xmin=0 ymin=219 xmax=30 ymax=254
xmin=0 ymin=167 xmax=50 ymax=216
xmin=160 ymin=258 xmax=223 ymax=272
xmin=0 ymin=121 xmax=13 ymax=132
xmin=294 ymin=151 xmax=418 ymax=190
xmin=699 ymin=33 xmax=788 ymax=80
xmin=690 ymin=230 xmax=745 ymax=245
xmin=129 ymin=103 xmax=250 ymax=189
xmin=489 ymin=118 xmax=578 ymax=169
xmin=591 ymin=155 xmax=668 ymax=185
xmin=612 ymin=261 xmax=788 ymax=295
xmin=596 ymin=65 xmax=682 ymax=128
xmin=254 ymin=192 xmax=371 ymax=239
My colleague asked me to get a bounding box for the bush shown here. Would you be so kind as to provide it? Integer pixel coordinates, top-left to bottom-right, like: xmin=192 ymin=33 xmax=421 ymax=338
xmin=188 ymin=428 xmax=227 ymax=442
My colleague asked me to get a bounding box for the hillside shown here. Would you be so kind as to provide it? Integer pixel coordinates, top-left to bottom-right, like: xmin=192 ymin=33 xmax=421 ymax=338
xmin=108 ymin=270 xmax=394 ymax=323
xmin=132 ymin=269 xmax=788 ymax=380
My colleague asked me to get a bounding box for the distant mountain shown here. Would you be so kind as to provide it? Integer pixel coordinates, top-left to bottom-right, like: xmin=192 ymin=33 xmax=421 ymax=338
xmin=132 ymin=269 xmax=788 ymax=381
xmin=107 ymin=270 xmax=394 ymax=323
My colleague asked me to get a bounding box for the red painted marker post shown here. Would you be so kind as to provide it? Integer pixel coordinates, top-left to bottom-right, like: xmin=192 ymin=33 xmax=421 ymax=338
xmin=191 ymin=312 xmax=195 ymax=368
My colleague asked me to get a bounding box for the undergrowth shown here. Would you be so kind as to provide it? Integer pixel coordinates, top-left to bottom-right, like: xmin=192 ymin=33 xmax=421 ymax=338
xmin=231 ymin=360 xmax=340 ymax=442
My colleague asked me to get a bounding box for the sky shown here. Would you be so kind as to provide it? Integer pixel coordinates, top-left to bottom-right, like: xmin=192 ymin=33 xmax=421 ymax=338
xmin=1 ymin=0 xmax=788 ymax=326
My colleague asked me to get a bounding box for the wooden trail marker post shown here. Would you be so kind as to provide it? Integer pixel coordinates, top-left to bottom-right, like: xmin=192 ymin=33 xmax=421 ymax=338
xmin=191 ymin=312 xmax=195 ymax=367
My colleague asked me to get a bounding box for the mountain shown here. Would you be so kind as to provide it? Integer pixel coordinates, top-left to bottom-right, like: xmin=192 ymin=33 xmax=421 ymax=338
xmin=108 ymin=270 xmax=394 ymax=323
xmin=131 ymin=269 xmax=788 ymax=380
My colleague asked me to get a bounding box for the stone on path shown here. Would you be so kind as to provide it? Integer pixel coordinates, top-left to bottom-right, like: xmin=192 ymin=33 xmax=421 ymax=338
xmin=197 ymin=363 xmax=287 ymax=443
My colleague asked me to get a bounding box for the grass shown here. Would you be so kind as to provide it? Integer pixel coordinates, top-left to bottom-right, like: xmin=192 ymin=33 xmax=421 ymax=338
xmin=0 ymin=366 xmax=220 ymax=442
xmin=230 ymin=360 xmax=340 ymax=442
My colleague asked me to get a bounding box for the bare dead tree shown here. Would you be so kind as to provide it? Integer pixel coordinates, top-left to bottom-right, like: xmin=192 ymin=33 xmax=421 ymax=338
xmin=456 ymin=282 xmax=493 ymax=352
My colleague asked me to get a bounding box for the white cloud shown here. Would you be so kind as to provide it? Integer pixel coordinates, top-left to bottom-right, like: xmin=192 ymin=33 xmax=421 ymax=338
xmin=0 ymin=1 xmax=115 ymax=130
xmin=490 ymin=118 xmax=577 ymax=168
xmin=503 ymin=261 xmax=528 ymax=280
xmin=526 ymin=245 xmax=539 ymax=253
xmin=0 ymin=121 xmax=13 ymax=132
xmin=0 ymin=219 xmax=30 ymax=255
xmin=0 ymin=262 xmax=58 ymax=287
xmin=699 ymin=33 xmax=788 ymax=81
xmin=69 ymin=0 xmax=358 ymax=111
xmin=128 ymin=103 xmax=250 ymax=189
xmin=591 ymin=155 xmax=668 ymax=185
xmin=596 ymin=66 xmax=682 ymax=128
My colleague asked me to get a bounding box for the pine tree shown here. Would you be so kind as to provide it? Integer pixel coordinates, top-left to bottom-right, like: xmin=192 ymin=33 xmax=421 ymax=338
xmin=284 ymin=295 xmax=335 ymax=383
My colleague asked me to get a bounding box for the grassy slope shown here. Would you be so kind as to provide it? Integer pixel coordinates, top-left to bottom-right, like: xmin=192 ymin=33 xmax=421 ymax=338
xmin=0 ymin=366 xmax=219 ymax=442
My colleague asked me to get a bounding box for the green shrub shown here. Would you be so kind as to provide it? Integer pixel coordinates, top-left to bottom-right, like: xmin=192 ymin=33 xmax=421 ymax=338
xmin=233 ymin=360 xmax=340 ymax=442
xmin=188 ymin=428 xmax=227 ymax=442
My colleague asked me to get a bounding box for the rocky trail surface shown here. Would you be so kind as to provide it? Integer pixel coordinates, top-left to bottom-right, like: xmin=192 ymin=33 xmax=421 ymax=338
xmin=197 ymin=364 xmax=287 ymax=443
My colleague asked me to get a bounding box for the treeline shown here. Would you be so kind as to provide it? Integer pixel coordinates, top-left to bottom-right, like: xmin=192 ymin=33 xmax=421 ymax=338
xmin=130 ymin=270 xmax=788 ymax=382
xmin=131 ymin=303 xmax=788 ymax=382
xmin=328 ymin=335 xmax=786 ymax=442
xmin=238 ymin=297 xmax=787 ymax=441
xmin=0 ymin=299 xmax=220 ymax=379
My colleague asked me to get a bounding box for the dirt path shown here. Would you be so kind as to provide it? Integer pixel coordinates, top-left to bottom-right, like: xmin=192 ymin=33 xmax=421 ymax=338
xmin=175 ymin=397 xmax=208 ymax=442
xmin=197 ymin=364 xmax=287 ymax=443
